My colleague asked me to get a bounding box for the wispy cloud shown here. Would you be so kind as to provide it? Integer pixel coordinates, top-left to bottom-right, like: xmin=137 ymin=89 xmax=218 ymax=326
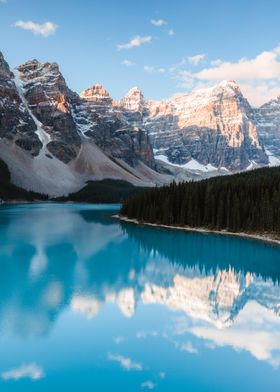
xmin=178 ymin=44 xmax=280 ymax=105
xmin=15 ymin=20 xmax=57 ymax=37
xmin=188 ymin=53 xmax=205 ymax=65
xmin=141 ymin=380 xmax=157 ymax=389
xmin=144 ymin=66 xmax=155 ymax=73
xmin=144 ymin=65 xmax=166 ymax=74
xmin=190 ymin=302 xmax=280 ymax=368
xmin=151 ymin=19 xmax=167 ymax=27
xmin=196 ymin=45 xmax=280 ymax=81
xmin=108 ymin=353 xmax=142 ymax=371
xmin=1 ymin=364 xmax=44 ymax=381
xmin=168 ymin=29 xmax=175 ymax=36
xmin=117 ymin=35 xmax=152 ymax=50
xmin=181 ymin=342 xmax=198 ymax=354
xmin=121 ymin=59 xmax=135 ymax=66
xmin=0 ymin=0 xmax=7 ymax=3
xmin=210 ymin=59 xmax=223 ymax=66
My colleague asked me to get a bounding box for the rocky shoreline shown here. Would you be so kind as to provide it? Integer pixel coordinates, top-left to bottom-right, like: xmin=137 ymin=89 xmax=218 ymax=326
xmin=116 ymin=215 xmax=280 ymax=247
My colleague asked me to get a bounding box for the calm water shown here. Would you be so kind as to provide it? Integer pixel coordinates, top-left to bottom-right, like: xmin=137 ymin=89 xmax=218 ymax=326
xmin=0 ymin=203 xmax=280 ymax=391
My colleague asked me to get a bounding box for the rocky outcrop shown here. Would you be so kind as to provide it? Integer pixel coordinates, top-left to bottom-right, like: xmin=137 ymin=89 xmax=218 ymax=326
xmin=1 ymin=49 xmax=280 ymax=196
xmin=255 ymin=97 xmax=280 ymax=165
xmin=74 ymin=84 xmax=155 ymax=168
xmin=118 ymin=81 xmax=269 ymax=172
xmin=118 ymin=86 xmax=147 ymax=126
xmin=16 ymin=59 xmax=81 ymax=163
xmin=0 ymin=52 xmax=42 ymax=156
xmin=80 ymin=84 xmax=113 ymax=105
xmin=0 ymin=52 xmax=165 ymax=196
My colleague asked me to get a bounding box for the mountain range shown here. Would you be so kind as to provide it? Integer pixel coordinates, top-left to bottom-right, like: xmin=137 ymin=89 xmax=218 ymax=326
xmin=1 ymin=51 xmax=280 ymax=197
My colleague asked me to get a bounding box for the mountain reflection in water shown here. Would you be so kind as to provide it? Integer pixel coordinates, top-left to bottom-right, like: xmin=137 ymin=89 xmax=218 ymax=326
xmin=0 ymin=204 xmax=279 ymax=391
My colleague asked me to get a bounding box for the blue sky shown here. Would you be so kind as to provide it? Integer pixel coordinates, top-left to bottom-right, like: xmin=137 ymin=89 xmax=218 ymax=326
xmin=1 ymin=0 xmax=280 ymax=105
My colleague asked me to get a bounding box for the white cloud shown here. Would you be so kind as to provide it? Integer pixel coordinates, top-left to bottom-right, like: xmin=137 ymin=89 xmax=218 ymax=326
xmin=181 ymin=342 xmax=198 ymax=354
xmin=121 ymin=59 xmax=135 ymax=66
xmin=1 ymin=364 xmax=44 ymax=381
xmin=151 ymin=19 xmax=167 ymax=27
xmin=177 ymin=70 xmax=195 ymax=88
xmin=108 ymin=353 xmax=142 ymax=371
xmin=210 ymin=59 xmax=223 ymax=66
xmin=144 ymin=66 xmax=166 ymax=74
xmin=168 ymin=29 xmax=175 ymax=36
xmin=15 ymin=20 xmax=57 ymax=37
xmin=141 ymin=381 xmax=157 ymax=389
xmin=117 ymin=36 xmax=152 ymax=50
xmin=238 ymin=82 xmax=280 ymax=107
xmin=144 ymin=65 xmax=155 ymax=73
xmin=196 ymin=45 xmax=280 ymax=81
xmin=188 ymin=53 xmax=205 ymax=65
xmin=191 ymin=302 xmax=280 ymax=368
xmin=176 ymin=44 xmax=280 ymax=105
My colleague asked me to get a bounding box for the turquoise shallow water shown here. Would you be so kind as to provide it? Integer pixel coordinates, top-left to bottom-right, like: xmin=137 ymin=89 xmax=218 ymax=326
xmin=0 ymin=203 xmax=280 ymax=391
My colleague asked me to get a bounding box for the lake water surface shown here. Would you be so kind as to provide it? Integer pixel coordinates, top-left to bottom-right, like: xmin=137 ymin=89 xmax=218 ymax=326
xmin=0 ymin=203 xmax=279 ymax=391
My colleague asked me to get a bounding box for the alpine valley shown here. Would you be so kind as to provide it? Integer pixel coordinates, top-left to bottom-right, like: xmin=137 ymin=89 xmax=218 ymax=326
xmin=1 ymin=51 xmax=280 ymax=199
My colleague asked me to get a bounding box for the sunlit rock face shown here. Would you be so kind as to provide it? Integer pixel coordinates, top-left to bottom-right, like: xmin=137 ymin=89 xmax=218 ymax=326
xmin=12 ymin=56 xmax=155 ymax=170
xmin=119 ymin=87 xmax=145 ymax=113
xmin=255 ymin=96 xmax=280 ymax=165
xmin=118 ymin=87 xmax=147 ymax=127
xmin=74 ymin=84 xmax=155 ymax=168
xmin=0 ymin=52 xmax=42 ymax=156
xmin=16 ymin=59 xmax=81 ymax=163
xmin=118 ymin=81 xmax=269 ymax=171
xmin=80 ymin=84 xmax=113 ymax=105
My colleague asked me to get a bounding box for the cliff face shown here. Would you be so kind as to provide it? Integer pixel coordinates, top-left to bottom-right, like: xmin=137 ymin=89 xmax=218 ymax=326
xmin=0 ymin=52 xmax=162 ymax=196
xmin=255 ymin=97 xmax=280 ymax=165
xmin=119 ymin=81 xmax=269 ymax=172
xmin=74 ymin=84 xmax=155 ymax=168
xmin=0 ymin=53 xmax=42 ymax=156
xmin=1 ymin=49 xmax=280 ymax=195
xmin=15 ymin=59 xmax=81 ymax=163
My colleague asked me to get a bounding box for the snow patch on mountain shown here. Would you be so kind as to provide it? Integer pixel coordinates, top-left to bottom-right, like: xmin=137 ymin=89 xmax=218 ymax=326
xmin=13 ymin=68 xmax=51 ymax=150
xmin=155 ymin=154 xmax=218 ymax=172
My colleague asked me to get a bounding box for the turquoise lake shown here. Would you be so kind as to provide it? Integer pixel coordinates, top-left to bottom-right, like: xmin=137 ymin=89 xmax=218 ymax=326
xmin=0 ymin=203 xmax=280 ymax=391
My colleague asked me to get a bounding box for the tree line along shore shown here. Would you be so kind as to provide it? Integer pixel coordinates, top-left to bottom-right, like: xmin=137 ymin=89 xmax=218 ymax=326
xmin=120 ymin=167 xmax=280 ymax=237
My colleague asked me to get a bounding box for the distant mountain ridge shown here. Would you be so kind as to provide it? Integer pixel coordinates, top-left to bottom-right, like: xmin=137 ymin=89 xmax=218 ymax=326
xmin=0 ymin=52 xmax=166 ymax=197
xmin=0 ymin=51 xmax=280 ymax=196
xmin=118 ymin=82 xmax=276 ymax=173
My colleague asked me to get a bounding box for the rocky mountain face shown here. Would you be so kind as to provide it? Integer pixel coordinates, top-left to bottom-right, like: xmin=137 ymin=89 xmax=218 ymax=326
xmin=74 ymin=84 xmax=155 ymax=168
xmin=1 ymin=49 xmax=280 ymax=196
xmin=0 ymin=53 xmax=42 ymax=156
xmin=255 ymin=97 xmax=280 ymax=165
xmin=15 ymin=59 xmax=81 ymax=163
xmin=0 ymin=52 xmax=161 ymax=196
xmin=118 ymin=81 xmax=271 ymax=173
xmin=14 ymin=61 xmax=155 ymax=169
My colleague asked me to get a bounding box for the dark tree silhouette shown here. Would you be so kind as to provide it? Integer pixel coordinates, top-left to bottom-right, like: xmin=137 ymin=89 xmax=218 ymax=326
xmin=120 ymin=167 xmax=280 ymax=236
